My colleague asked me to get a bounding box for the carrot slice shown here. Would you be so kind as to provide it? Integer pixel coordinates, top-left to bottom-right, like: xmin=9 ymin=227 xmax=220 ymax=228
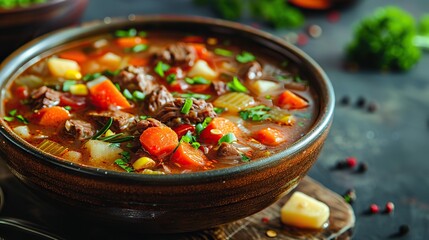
xmin=277 ymin=90 xmax=309 ymax=110
xmin=253 ymin=127 xmax=286 ymax=146
xmin=87 ymin=76 xmax=131 ymax=110
xmin=191 ymin=44 xmax=210 ymax=60
xmin=140 ymin=127 xmax=179 ymax=158
xmin=171 ymin=142 xmax=207 ymax=170
xmin=128 ymin=57 xmax=149 ymax=66
xmin=199 ymin=117 xmax=241 ymax=144
xmin=288 ymin=0 xmax=331 ymax=10
xmin=59 ymin=50 xmax=88 ymax=64
xmin=34 ymin=106 xmax=70 ymax=127
xmin=116 ymin=37 xmax=147 ymax=48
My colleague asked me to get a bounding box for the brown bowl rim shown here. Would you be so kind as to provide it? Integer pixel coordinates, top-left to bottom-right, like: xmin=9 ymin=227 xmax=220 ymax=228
xmin=0 ymin=15 xmax=335 ymax=184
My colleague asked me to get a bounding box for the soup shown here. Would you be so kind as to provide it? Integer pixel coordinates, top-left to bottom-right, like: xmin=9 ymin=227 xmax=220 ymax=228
xmin=2 ymin=29 xmax=317 ymax=174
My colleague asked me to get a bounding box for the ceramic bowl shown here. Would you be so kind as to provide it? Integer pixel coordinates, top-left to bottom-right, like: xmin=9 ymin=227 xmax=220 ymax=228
xmin=0 ymin=16 xmax=334 ymax=233
xmin=0 ymin=0 xmax=88 ymax=60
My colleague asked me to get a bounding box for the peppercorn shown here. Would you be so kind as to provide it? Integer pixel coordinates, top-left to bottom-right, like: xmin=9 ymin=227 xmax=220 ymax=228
xmin=336 ymin=160 xmax=348 ymax=169
xmin=367 ymin=102 xmax=377 ymax=113
xmin=385 ymin=202 xmax=395 ymax=213
xmin=356 ymin=162 xmax=368 ymax=173
xmin=297 ymin=33 xmax=309 ymax=46
xmin=308 ymin=24 xmax=322 ymax=38
xmin=346 ymin=157 xmax=357 ymax=168
xmin=356 ymin=96 xmax=366 ymax=108
xmin=327 ymin=11 xmax=341 ymax=23
xmin=339 ymin=96 xmax=350 ymax=106
xmin=261 ymin=217 xmax=270 ymax=223
xmin=398 ymin=224 xmax=410 ymax=235
xmin=370 ymin=204 xmax=379 ymax=213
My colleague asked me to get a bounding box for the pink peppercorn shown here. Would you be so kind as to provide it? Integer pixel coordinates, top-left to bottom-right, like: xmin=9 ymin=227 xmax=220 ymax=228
xmin=327 ymin=11 xmax=340 ymax=23
xmin=385 ymin=202 xmax=395 ymax=213
xmin=370 ymin=204 xmax=379 ymax=213
xmin=261 ymin=217 xmax=270 ymax=223
xmin=346 ymin=157 xmax=357 ymax=168
xmin=297 ymin=33 xmax=308 ymax=46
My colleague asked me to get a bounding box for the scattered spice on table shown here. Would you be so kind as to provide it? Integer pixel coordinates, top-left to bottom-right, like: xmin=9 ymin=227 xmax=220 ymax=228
xmin=346 ymin=156 xmax=357 ymax=168
xmin=327 ymin=10 xmax=341 ymax=23
xmin=356 ymin=162 xmax=368 ymax=173
xmin=307 ymin=24 xmax=322 ymax=38
xmin=398 ymin=224 xmax=410 ymax=236
xmin=261 ymin=217 xmax=270 ymax=223
xmin=356 ymin=96 xmax=366 ymax=108
xmin=367 ymin=102 xmax=377 ymax=113
xmin=385 ymin=202 xmax=395 ymax=214
xmin=297 ymin=33 xmax=309 ymax=46
xmin=266 ymin=229 xmax=278 ymax=238
xmin=339 ymin=95 xmax=350 ymax=106
xmin=369 ymin=203 xmax=379 ymax=214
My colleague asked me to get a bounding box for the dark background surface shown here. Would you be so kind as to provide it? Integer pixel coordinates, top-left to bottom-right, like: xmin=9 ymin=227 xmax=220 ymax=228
xmin=1 ymin=0 xmax=429 ymax=239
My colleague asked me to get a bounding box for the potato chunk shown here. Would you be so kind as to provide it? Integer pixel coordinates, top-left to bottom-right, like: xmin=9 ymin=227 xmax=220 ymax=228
xmin=280 ymin=191 xmax=330 ymax=229
xmin=47 ymin=57 xmax=80 ymax=78
xmin=187 ymin=60 xmax=217 ymax=80
xmin=84 ymin=140 xmax=123 ymax=164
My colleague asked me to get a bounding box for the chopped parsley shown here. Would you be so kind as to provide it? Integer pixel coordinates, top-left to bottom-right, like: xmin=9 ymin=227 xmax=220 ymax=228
xmin=127 ymin=44 xmax=148 ymax=53
xmin=218 ymin=133 xmax=237 ymax=144
xmin=214 ymin=107 xmax=226 ymax=114
xmin=181 ymin=98 xmax=193 ymax=114
xmin=114 ymin=151 xmax=134 ymax=173
xmin=239 ymin=105 xmax=271 ymax=121
xmin=236 ymin=51 xmax=255 ymax=63
xmin=227 ymin=76 xmax=248 ymax=93
xmin=114 ymin=28 xmax=146 ymax=38
xmin=154 ymin=61 xmax=170 ymax=77
xmin=83 ymin=72 xmax=102 ymax=82
xmin=172 ymin=92 xmax=212 ymax=100
xmin=196 ymin=117 xmax=212 ymax=135
xmin=241 ymin=154 xmax=250 ymax=162
xmin=185 ymin=76 xmax=211 ymax=85
xmin=166 ymin=74 xmax=176 ymax=84
xmin=214 ymin=48 xmax=233 ymax=57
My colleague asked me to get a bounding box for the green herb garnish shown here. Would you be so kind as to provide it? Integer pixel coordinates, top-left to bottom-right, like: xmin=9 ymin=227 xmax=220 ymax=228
xmin=180 ymin=131 xmax=201 ymax=149
xmin=83 ymin=72 xmax=102 ymax=82
xmin=102 ymin=69 xmax=121 ymax=77
xmin=196 ymin=117 xmax=212 ymax=135
xmin=173 ymin=92 xmax=212 ymax=100
xmin=127 ymin=44 xmax=148 ymax=53
xmin=214 ymin=48 xmax=233 ymax=57
xmin=241 ymin=154 xmax=250 ymax=162
xmin=114 ymin=158 xmax=134 ymax=173
xmin=227 ymin=76 xmax=247 ymax=92
xmin=114 ymin=28 xmax=137 ymax=38
xmin=8 ymin=109 xmax=17 ymax=117
xmin=218 ymin=133 xmax=237 ymax=145
xmin=166 ymin=74 xmax=176 ymax=84
xmin=213 ymin=107 xmax=226 ymax=114
xmin=123 ymin=89 xmax=133 ymax=100
xmin=64 ymin=106 xmax=72 ymax=111
xmin=239 ymin=105 xmax=271 ymax=121
xmin=3 ymin=116 xmax=14 ymax=122
xmin=185 ymin=76 xmax=211 ymax=85
xmin=236 ymin=51 xmax=255 ymax=63
xmin=16 ymin=115 xmax=29 ymax=124
xmin=132 ymin=91 xmax=145 ymax=101
xmin=181 ymin=98 xmax=193 ymax=115
xmin=139 ymin=115 xmax=149 ymax=120
xmin=91 ymin=117 xmax=113 ymax=140
xmin=62 ymin=80 xmax=76 ymax=92
xmin=154 ymin=61 xmax=170 ymax=77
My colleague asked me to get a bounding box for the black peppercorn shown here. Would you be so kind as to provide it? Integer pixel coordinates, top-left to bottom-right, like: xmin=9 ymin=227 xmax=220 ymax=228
xmin=367 ymin=102 xmax=377 ymax=113
xmin=340 ymin=96 xmax=350 ymax=106
xmin=356 ymin=162 xmax=368 ymax=173
xmin=398 ymin=224 xmax=410 ymax=235
xmin=356 ymin=96 xmax=366 ymax=108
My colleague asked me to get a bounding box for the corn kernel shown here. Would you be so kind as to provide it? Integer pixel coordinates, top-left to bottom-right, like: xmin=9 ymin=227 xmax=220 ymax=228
xmin=69 ymin=84 xmax=88 ymax=96
xmin=141 ymin=169 xmax=164 ymax=175
xmin=64 ymin=69 xmax=82 ymax=80
xmin=104 ymin=129 xmax=115 ymax=137
xmin=133 ymin=157 xmax=156 ymax=171
xmin=207 ymin=37 xmax=218 ymax=45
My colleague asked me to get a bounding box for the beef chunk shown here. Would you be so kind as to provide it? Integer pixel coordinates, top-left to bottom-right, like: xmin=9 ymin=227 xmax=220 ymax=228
xmin=154 ymin=98 xmax=217 ymax=127
xmin=113 ymin=66 xmax=157 ymax=93
xmin=88 ymin=110 xmax=138 ymax=132
xmin=217 ymin=142 xmax=242 ymax=160
xmin=211 ymin=81 xmax=228 ymax=96
xmin=134 ymin=118 xmax=163 ymax=134
xmin=239 ymin=61 xmax=263 ymax=80
xmin=30 ymin=86 xmax=61 ymax=110
xmin=154 ymin=43 xmax=197 ymax=66
xmin=145 ymin=85 xmax=174 ymax=114
xmin=64 ymin=119 xmax=95 ymax=140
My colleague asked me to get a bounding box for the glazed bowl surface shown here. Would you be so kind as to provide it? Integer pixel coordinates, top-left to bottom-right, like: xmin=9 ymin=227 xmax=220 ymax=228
xmin=0 ymin=0 xmax=88 ymax=60
xmin=0 ymin=16 xmax=334 ymax=233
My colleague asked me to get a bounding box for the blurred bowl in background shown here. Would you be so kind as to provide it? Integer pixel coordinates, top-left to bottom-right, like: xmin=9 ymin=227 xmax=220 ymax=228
xmin=0 ymin=0 xmax=88 ymax=60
